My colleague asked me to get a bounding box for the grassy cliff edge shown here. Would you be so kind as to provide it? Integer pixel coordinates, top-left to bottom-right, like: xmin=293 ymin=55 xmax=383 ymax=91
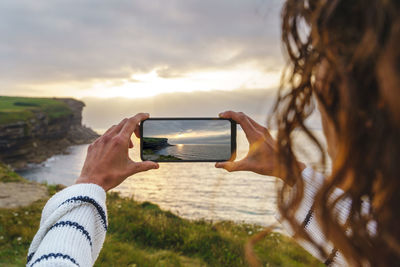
xmin=0 ymin=96 xmax=73 ymax=125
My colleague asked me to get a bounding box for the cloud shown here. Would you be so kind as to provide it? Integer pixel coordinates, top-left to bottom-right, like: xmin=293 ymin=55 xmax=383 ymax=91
xmin=81 ymin=88 xmax=322 ymax=130
xmin=0 ymin=0 xmax=284 ymax=93
xmin=143 ymin=119 xmax=230 ymax=137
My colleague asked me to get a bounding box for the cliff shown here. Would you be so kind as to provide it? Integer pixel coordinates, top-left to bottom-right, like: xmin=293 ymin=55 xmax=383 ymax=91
xmin=143 ymin=137 xmax=173 ymax=150
xmin=0 ymin=96 xmax=99 ymax=169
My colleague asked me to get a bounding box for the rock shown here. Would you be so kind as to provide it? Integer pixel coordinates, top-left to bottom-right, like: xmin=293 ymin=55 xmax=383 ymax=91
xmin=0 ymin=182 xmax=48 ymax=208
xmin=0 ymin=98 xmax=100 ymax=170
xmin=143 ymin=137 xmax=173 ymax=150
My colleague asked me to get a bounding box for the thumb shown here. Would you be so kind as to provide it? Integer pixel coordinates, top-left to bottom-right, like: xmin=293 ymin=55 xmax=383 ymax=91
xmin=215 ymin=160 xmax=245 ymax=172
xmin=126 ymin=161 xmax=159 ymax=176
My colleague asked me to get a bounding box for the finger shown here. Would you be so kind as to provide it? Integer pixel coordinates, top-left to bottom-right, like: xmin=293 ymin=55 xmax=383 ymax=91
xmin=103 ymin=125 xmax=117 ymax=136
xmin=133 ymin=123 xmax=141 ymax=139
xmin=246 ymin=116 xmax=272 ymax=138
xmin=120 ymin=113 xmax=149 ymax=138
xmin=215 ymin=160 xmax=246 ymax=172
xmin=126 ymin=161 xmax=159 ymax=176
xmin=103 ymin=117 xmax=129 ymax=138
xmin=110 ymin=118 xmax=129 ymax=135
xmin=219 ymin=111 xmax=261 ymax=143
xmin=129 ymin=139 xmax=134 ymax=148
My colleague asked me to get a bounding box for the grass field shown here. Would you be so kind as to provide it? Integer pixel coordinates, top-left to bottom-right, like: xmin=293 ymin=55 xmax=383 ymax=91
xmin=0 ymin=96 xmax=72 ymax=125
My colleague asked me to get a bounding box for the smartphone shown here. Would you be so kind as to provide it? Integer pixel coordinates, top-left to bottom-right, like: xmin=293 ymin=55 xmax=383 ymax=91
xmin=140 ymin=118 xmax=236 ymax=162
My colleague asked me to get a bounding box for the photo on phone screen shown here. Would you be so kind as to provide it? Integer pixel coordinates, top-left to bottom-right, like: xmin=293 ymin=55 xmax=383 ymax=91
xmin=140 ymin=118 xmax=236 ymax=162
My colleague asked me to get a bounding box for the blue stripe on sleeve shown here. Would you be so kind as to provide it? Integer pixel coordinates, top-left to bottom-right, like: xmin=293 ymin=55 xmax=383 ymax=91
xmin=27 ymin=252 xmax=34 ymax=263
xmin=30 ymin=252 xmax=80 ymax=267
xmin=59 ymin=196 xmax=108 ymax=230
xmin=49 ymin=221 xmax=93 ymax=247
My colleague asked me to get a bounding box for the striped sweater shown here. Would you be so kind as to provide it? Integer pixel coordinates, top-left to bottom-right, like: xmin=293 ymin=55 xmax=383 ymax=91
xmin=27 ymin=183 xmax=107 ymax=267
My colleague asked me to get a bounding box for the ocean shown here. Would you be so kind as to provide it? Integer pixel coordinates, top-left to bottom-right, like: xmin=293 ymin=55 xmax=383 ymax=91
xmin=156 ymin=143 xmax=231 ymax=161
xmin=18 ymin=130 xmax=328 ymax=229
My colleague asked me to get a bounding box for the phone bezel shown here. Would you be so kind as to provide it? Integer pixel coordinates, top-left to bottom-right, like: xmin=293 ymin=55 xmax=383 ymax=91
xmin=140 ymin=117 xmax=237 ymax=162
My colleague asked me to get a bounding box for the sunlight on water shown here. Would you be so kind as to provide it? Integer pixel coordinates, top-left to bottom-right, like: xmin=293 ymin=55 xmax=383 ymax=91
xmin=156 ymin=144 xmax=231 ymax=160
xmin=18 ymin=130 xmax=329 ymax=229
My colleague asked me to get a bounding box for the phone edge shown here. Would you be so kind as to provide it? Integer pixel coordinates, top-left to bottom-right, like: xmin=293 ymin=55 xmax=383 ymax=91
xmin=140 ymin=117 xmax=237 ymax=163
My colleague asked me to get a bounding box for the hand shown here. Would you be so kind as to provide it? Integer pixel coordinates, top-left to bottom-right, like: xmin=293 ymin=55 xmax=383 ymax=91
xmin=76 ymin=113 xmax=159 ymax=191
xmin=215 ymin=111 xmax=305 ymax=181
xmin=215 ymin=111 xmax=281 ymax=177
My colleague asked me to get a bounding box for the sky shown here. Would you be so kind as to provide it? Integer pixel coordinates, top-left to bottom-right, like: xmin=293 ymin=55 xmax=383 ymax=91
xmin=143 ymin=119 xmax=231 ymax=144
xmin=0 ymin=0 xmax=283 ymax=98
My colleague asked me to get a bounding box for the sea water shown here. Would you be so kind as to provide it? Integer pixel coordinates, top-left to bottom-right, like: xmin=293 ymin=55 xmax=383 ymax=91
xmin=18 ymin=130 xmax=329 ymax=228
xmin=157 ymin=143 xmax=231 ymax=160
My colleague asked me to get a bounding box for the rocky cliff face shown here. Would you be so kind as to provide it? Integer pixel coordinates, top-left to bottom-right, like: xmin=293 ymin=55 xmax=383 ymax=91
xmin=143 ymin=137 xmax=172 ymax=150
xmin=0 ymin=98 xmax=99 ymax=169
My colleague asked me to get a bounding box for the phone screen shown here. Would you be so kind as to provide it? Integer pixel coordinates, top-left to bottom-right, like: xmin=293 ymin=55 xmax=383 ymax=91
xmin=140 ymin=118 xmax=236 ymax=162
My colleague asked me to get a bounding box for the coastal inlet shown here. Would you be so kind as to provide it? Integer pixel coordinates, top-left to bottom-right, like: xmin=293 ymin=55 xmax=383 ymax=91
xmin=142 ymin=137 xmax=182 ymax=161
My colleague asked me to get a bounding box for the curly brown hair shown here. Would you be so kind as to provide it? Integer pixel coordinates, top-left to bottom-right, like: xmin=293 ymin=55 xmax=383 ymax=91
xmin=273 ymin=0 xmax=400 ymax=265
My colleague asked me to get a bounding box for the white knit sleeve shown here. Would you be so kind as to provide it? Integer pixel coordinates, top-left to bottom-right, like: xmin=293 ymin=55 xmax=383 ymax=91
xmin=276 ymin=167 xmax=350 ymax=266
xmin=26 ymin=183 xmax=108 ymax=267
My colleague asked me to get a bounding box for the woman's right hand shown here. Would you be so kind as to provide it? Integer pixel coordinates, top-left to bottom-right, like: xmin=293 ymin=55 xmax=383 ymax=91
xmin=217 ymin=111 xmax=308 ymax=181
xmin=215 ymin=111 xmax=283 ymax=177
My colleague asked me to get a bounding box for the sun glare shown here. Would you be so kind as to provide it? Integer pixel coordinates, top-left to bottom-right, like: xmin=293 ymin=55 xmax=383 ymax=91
xmin=72 ymin=64 xmax=281 ymax=99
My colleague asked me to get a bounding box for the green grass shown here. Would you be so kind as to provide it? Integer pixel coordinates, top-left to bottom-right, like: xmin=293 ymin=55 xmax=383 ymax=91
xmin=143 ymin=149 xmax=156 ymax=155
xmin=143 ymin=149 xmax=182 ymax=161
xmin=0 ymin=198 xmax=46 ymax=266
xmin=0 ymin=162 xmax=26 ymax=183
xmin=0 ymin=169 xmax=323 ymax=266
xmin=0 ymin=96 xmax=73 ymax=125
